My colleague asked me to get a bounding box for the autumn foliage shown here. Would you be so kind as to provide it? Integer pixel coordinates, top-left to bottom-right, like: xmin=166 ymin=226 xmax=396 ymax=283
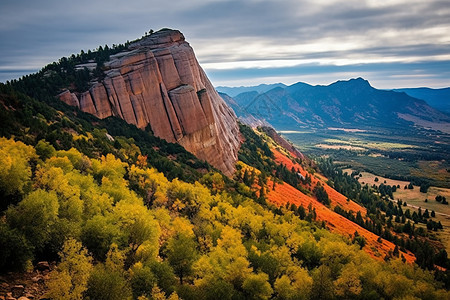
xmin=268 ymin=148 xmax=415 ymax=263
xmin=0 ymin=92 xmax=449 ymax=300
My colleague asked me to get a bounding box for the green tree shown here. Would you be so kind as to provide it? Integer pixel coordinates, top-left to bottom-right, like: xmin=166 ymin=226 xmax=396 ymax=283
xmin=420 ymin=183 xmax=430 ymax=193
xmin=198 ymin=278 xmax=235 ymax=300
xmin=334 ymin=264 xmax=362 ymax=299
xmin=81 ymin=215 xmax=120 ymax=260
xmin=130 ymin=262 xmax=157 ymax=299
xmin=166 ymin=232 xmax=198 ymax=284
xmin=193 ymin=226 xmax=252 ymax=292
xmin=0 ymin=137 xmax=36 ymax=199
xmin=353 ymin=232 xmax=366 ymax=249
xmin=111 ymin=201 xmax=160 ymax=264
xmin=46 ymin=238 xmax=93 ymax=300
xmin=311 ymin=265 xmax=334 ymax=300
xmin=86 ymin=244 xmax=132 ymax=300
xmin=0 ymin=224 xmax=33 ymax=271
xmin=242 ymin=272 xmax=273 ymax=300
xmin=149 ymin=261 xmax=177 ymax=296
xmin=150 ymin=285 xmax=176 ymax=300
xmin=314 ymin=184 xmax=330 ymax=206
xmin=297 ymin=205 xmax=306 ymax=220
xmin=274 ymin=266 xmax=312 ymax=300
xmin=7 ymin=189 xmax=59 ymax=251
xmin=35 ymin=139 xmax=56 ymax=160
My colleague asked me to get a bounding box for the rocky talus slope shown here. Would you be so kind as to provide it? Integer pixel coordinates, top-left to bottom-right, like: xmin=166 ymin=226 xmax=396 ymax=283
xmin=59 ymin=29 xmax=240 ymax=175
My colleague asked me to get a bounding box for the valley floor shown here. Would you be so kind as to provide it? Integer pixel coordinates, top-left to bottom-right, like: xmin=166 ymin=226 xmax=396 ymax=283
xmin=344 ymin=169 xmax=450 ymax=252
xmin=279 ymin=127 xmax=450 ymax=188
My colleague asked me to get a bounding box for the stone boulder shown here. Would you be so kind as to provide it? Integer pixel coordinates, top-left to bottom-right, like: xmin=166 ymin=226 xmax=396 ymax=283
xmin=35 ymin=262 xmax=50 ymax=271
xmin=11 ymin=285 xmax=24 ymax=298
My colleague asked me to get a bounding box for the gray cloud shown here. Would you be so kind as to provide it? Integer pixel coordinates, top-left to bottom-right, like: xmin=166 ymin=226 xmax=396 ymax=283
xmin=0 ymin=0 xmax=449 ymax=88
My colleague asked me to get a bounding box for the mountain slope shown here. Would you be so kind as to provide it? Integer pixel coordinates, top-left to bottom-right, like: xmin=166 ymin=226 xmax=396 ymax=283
xmin=219 ymin=92 xmax=270 ymax=127
xmin=228 ymin=78 xmax=450 ymax=133
xmin=393 ymin=87 xmax=450 ymax=114
xmin=267 ymin=148 xmax=415 ymax=263
xmin=1 ymin=81 xmax=449 ymax=298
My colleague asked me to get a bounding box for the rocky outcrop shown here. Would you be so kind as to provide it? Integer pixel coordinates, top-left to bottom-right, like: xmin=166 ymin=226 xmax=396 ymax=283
xmin=59 ymin=29 xmax=240 ymax=175
xmin=0 ymin=261 xmax=54 ymax=300
xmin=260 ymin=126 xmax=305 ymax=160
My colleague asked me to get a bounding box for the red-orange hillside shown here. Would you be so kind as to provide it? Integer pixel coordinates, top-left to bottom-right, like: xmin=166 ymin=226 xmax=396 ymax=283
xmin=273 ymin=149 xmax=365 ymax=214
xmin=268 ymin=148 xmax=415 ymax=263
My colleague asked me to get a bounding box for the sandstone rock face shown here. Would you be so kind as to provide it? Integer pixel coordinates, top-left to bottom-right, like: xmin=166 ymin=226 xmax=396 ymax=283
xmin=59 ymin=29 xmax=240 ymax=175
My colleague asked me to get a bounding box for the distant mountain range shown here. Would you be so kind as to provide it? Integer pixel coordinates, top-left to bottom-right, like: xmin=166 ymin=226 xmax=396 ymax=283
xmin=393 ymin=87 xmax=450 ymax=113
xmin=216 ymin=83 xmax=287 ymax=97
xmin=218 ymin=78 xmax=450 ymax=133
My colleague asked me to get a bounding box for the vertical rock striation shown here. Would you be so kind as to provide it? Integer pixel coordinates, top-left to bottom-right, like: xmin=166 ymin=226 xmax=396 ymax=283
xmin=58 ymin=29 xmax=240 ymax=175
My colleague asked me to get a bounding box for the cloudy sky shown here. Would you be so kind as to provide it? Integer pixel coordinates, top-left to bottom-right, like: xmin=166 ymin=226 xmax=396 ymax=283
xmin=1 ymin=0 xmax=449 ymax=88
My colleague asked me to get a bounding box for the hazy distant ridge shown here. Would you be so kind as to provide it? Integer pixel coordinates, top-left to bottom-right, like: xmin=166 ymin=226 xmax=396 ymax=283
xmin=393 ymin=87 xmax=450 ymax=113
xmin=216 ymin=83 xmax=287 ymax=97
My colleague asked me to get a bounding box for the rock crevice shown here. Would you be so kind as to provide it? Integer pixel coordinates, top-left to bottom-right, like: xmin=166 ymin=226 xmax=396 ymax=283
xmin=59 ymin=29 xmax=240 ymax=175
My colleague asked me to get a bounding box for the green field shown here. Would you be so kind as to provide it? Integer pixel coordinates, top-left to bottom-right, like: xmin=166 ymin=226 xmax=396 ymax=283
xmin=280 ymin=127 xmax=450 ymax=188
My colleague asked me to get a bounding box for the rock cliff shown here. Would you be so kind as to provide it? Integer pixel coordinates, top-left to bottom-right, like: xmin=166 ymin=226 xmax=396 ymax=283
xmin=59 ymin=29 xmax=240 ymax=175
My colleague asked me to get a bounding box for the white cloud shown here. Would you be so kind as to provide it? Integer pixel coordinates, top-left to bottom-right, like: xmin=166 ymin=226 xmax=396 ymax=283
xmin=0 ymin=0 xmax=449 ymax=87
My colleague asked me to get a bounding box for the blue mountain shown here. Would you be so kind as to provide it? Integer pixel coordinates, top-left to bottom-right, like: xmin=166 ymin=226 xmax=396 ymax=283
xmin=221 ymin=78 xmax=450 ymax=133
xmin=393 ymin=87 xmax=450 ymax=113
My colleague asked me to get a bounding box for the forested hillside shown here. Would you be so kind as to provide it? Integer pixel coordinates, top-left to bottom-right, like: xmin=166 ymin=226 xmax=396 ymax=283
xmin=1 ymin=82 xmax=449 ymax=299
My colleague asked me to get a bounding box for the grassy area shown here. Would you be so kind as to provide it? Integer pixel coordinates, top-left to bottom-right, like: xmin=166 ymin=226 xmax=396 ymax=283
xmin=395 ymin=186 xmax=450 ymax=252
xmin=316 ymin=144 xmax=366 ymax=151
xmin=411 ymin=161 xmax=450 ymax=184
xmin=342 ymin=169 xmax=411 ymax=187
xmin=344 ymin=168 xmax=450 ymax=251
xmin=344 ymin=168 xmax=450 ymax=213
xmin=323 ymin=138 xmax=417 ymax=150
xmin=337 ymin=153 xmax=418 ymax=178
